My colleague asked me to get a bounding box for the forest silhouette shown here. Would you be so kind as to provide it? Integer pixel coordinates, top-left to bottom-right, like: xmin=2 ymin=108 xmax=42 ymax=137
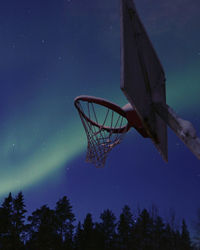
xmin=0 ymin=192 xmax=198 ymax=249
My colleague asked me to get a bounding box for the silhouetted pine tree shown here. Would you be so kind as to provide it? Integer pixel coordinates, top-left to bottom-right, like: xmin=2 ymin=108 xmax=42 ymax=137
xmin=117 ymin=205 xmax=134 ymax=250
xmin=26 ymin=205 xmax=59 ymax=250
xmin=74 ymin=221 xmax=83 ymax=250
xmin=0 ymin=193 xmax=14 ymax=249
xmin=152 ymin=215 xmax=165 ymax=249
xmin=160 ymin=223 xmax=174 ymax=250
xmin=81 ymin=213 xmax=96 ymax=250
xmin=99 ymin=209 xmax=117 ymax=250
xmin=134 ymin=208 xmax=154 ymax=250
xmin=180 ymin=219 xmax=191 ymax=250
xmin=55 ymin=196 xmax=75 ymax=249
xmin=12 ymin=192 xmax=27 ymax=249
xmin=92 ymin=222 xmax=105 ymax=250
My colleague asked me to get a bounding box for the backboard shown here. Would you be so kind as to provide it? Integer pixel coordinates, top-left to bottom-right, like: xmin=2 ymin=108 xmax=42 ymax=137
xmin=120 ymin=0 xmax=168 ymax=161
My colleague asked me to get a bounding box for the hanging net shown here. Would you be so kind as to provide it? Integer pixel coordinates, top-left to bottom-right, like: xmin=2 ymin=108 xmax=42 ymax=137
xmin=74 ymin=96 xmax=130 ymax=168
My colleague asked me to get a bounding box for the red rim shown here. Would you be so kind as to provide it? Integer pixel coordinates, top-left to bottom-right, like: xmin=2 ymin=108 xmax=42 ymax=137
xmin=74 ymin=95 xmax=130 ymax=133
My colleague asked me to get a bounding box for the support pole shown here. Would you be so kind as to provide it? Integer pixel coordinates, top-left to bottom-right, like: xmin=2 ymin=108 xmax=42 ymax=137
xmin=153 ymin=103 xmax=200 ymax=160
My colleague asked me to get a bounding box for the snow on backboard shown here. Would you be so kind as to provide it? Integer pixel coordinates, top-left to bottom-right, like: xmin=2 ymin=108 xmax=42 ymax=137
xmin=120 ymin=0 xmax=168 ymax=161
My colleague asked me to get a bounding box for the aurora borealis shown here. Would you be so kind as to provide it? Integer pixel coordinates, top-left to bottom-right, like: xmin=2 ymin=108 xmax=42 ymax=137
xmin=0 ymin=0 xmax=200 ymax=229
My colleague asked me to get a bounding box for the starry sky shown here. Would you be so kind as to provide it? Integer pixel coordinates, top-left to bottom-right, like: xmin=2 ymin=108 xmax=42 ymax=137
xmin=0 ymin=0 xmax=200 ymax=233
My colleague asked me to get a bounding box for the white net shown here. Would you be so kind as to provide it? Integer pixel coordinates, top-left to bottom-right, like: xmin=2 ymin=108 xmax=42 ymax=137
xmin=76 ymin=99 xmax=129 ymax=168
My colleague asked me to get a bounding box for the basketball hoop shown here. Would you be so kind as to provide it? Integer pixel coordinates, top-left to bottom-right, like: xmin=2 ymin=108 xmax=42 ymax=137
xmin=74 ymin=95 xmax=148 ymax=168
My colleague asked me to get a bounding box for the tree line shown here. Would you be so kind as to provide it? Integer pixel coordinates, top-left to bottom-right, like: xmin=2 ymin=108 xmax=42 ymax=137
xmin=0 ymin=192 xmax=198 ymax=249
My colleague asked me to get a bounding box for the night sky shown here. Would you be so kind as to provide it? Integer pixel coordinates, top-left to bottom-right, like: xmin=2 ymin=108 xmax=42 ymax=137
xmin=0 ymin=0 xmax=200 ymax=233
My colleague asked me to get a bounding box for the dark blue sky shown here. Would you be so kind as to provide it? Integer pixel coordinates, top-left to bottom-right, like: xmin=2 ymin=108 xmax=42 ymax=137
xmin=0 ymin=0 xmax=200 ymax=234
